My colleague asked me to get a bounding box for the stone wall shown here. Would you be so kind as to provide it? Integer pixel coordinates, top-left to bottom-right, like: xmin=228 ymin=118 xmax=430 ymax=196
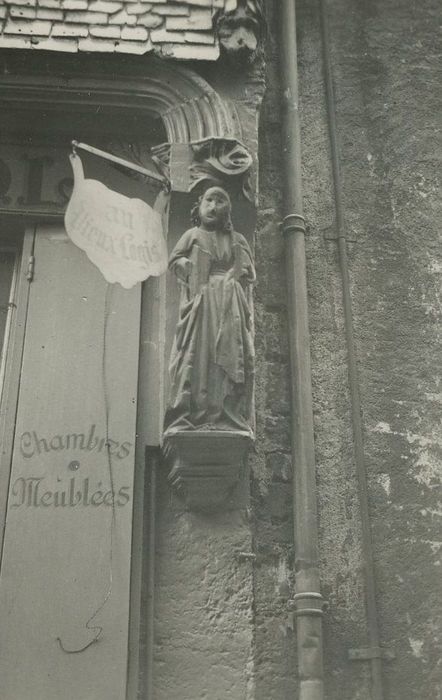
xmin=251 ymin=0 xmax=441 ymax=698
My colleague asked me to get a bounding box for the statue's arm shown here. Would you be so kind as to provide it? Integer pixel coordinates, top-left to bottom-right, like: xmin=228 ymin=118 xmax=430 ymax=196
xmin=235 ymin=234 xmax=256 ymax=284
xmin=169 ymin=229 xmax=195 ymax=282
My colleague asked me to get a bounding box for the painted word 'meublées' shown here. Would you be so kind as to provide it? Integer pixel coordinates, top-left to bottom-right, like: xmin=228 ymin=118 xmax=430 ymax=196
xmin=11 ymin=476 xmax=130 ymax=508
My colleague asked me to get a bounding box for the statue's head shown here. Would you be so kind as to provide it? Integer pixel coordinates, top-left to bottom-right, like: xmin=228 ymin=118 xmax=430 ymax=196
xmin=193 ymin=187 xmax=233 ymax=232
xmin=215 ymin=0 xmax=265 ymax=64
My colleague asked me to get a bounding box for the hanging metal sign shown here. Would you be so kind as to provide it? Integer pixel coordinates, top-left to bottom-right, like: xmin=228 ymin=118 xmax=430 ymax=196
xmin=65 ymin=153 xmax=168 ymax=289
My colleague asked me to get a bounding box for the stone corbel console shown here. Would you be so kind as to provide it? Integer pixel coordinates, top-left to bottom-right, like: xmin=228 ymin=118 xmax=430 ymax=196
xmin=152 ymin=137 xmax=253 ymax=200
xmin=160 ymin=139 xmax=255 ymax=511
xmin=163 ymin=431 xmax=252 ymax=511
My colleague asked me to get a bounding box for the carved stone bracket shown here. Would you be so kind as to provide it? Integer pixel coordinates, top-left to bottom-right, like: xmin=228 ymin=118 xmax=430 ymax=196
xmin=151 ymin=137 xmax=253 ymax=200
xmin=215 ymin=0 xmax=266 ymax=64
xmin=189 ymin=137 xmax=253 ymax=201
xmin=163 ymin=430 xmax=252 ymax=511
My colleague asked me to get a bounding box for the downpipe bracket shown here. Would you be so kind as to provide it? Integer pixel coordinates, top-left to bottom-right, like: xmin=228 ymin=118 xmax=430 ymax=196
xmin=288 ymin=591 xmax=328 ymax=617
xmin=349 ymin=646 xmax=396 ymax=662
xmin=281 ymin=213 xmax=306 ymax=236
xmin=323 ymin=225 xmax=356 ymax=243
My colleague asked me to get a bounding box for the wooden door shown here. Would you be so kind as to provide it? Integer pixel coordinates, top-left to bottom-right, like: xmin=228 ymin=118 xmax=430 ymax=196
xmin=0 ymin=224 xmax=141 ymax=700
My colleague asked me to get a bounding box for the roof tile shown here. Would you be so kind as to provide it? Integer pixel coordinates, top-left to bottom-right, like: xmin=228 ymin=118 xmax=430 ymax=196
xmin=136 ymin=12 xmax=162 ymax=28
xmin=121 ymin=24 xmax=147 ymax=39
xmin=10 ymin=6 xmax=38 ymax=18
xmin=64 ymin=10 xmax=108 ymax=22
xmin=5 ymin=0 xmax=37 ymax=6
xmin=0 ymin=0 xmax=234 ymax=59
xmin=88 ymin=1 xmax=123 ymax=12
xmin=78 ymin=35 xmax=115 ymax=49
xmin=126 ymin=3 xmax=150 ymax=14
xmin=89 ymin=23 xmax=120 ymax=36
xmin=51 ymin=21 xmax=89 ymax=35
xmin=37 ymin=0 xmax=63 ymax=8
xmin=0 ymin=34 xmax=32 ymax=47
xmin=108 ymin=9 xmax=137 ymax=25
xmin=153 ymin=4 xmax=189 ymax=15
xmin=34 ymin=35 xmax=77 ymax=49
xmin=4 ymin=18 xmax=51 ymax=33
xmin=62 ymin=0 xmax=88 ymax=9
xmin=114 ymin=37 xmax=152 ymax=53
xmin=36 ymin=8 xmax=64 ymax=18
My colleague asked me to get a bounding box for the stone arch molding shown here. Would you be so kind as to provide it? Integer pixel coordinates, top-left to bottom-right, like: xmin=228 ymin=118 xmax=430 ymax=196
xmin=0 ymin=57 xmax=240 ymax=143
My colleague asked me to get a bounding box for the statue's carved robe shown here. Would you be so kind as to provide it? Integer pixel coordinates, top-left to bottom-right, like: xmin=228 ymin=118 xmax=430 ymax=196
xmin=164 ymin=226 xmax=255 ymax=434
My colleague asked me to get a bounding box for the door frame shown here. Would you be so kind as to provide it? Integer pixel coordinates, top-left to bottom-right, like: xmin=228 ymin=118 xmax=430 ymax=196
xmin=0 ymin=224 xmax=34 ymax=558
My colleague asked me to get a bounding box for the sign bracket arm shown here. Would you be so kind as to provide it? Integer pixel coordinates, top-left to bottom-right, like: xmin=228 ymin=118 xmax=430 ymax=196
xmin=71 ymin=141 xmax=170 ymax=189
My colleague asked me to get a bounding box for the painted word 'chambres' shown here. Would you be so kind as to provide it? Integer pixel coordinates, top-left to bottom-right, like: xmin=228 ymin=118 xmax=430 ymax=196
xmin=20 ymin=425 xmax=132 ymax=460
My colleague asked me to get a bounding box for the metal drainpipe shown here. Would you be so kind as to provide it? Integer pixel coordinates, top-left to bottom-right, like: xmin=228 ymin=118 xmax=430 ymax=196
xmin=280 ymin=2 xmax=325 ymax=700
xmin=319 ymin=2 xmax=385 ymax=699
xmin=144 ymin=446 xmax=158 ymax=700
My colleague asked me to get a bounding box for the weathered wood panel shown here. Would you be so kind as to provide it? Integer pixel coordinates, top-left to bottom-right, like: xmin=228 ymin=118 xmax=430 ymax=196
xmin=0 ymin=226 xmax=141 ymax=700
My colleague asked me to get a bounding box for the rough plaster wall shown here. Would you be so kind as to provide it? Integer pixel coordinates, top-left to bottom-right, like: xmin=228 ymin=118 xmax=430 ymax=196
xmin=322 ymin=1 xmax=442 ymax=697
xmin=251 ymin=1 xmax=299 ymax=696
xmin=153 ymin=476 xmax=255 ymax=700
xmin=252 ymin=0 xmax=441 ymax=698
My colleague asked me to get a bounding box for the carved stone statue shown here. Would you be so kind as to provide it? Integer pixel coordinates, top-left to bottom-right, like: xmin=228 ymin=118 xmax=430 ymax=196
xmin=163 ymin=187 xmax=255 ymax=437
xmin=215 ymin=0 xmax=265 ymax=63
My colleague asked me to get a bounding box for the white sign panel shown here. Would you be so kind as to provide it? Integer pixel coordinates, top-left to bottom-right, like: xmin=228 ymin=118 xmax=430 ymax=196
xmin=65 ymin=154 xmax=168 ymax=289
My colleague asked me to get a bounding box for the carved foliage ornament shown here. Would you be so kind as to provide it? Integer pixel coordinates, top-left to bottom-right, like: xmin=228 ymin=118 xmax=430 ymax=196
xmin=215 ymin=0 xmax=266 ymax=63
xmin=189 ymin=137 xmax=253 ymax=202
xmin=151 ymin=137 xmax=253 ymax=202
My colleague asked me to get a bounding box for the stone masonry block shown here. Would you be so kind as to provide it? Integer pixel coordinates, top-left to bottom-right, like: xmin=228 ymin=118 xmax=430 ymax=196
xmin=4 ymin=18 xmax=51 ymax=34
